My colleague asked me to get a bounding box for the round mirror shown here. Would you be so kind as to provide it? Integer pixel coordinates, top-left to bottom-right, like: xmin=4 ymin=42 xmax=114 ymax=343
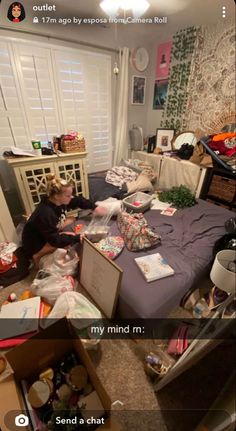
xmin=172 ymin=132 xmax=197 ymax=150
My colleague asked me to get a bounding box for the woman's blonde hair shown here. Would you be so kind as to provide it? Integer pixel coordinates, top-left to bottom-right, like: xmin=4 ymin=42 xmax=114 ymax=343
xmin=46 ymin=173 xmax=73 ymax=197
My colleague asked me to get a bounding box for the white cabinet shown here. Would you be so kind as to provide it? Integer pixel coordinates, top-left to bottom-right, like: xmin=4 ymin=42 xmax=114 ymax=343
xmin=7 ymin=152 xmax=89 ymax=215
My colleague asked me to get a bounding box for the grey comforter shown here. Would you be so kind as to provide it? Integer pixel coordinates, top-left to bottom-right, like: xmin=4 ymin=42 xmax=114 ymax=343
xmin=111 ymin=199 xmax=233 ymax=318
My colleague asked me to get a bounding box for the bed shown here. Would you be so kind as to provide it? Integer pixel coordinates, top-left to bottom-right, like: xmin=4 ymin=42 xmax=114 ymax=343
xmin=108 ymin=199 xmax=233 ymax=318
xmin=88 ymin=173 xmax=127 ymax=203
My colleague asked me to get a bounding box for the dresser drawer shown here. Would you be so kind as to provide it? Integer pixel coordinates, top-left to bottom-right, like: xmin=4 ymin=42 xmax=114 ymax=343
xmin=208 ymin=175 xmax=235 ymax=202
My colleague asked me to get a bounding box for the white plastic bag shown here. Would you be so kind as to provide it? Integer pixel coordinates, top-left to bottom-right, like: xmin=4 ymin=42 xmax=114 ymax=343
xmin=45 ymin=291 xmax=102 ymax=349
xmin=46 ymin=291 xmax=101 ymax=321
xmin=31 ymin=270 xmax=75 ymax=304
xmin=95 ymin=197 xmax=122 ymax=216
xmin=39 ymin=247 xmax=79 ymax=276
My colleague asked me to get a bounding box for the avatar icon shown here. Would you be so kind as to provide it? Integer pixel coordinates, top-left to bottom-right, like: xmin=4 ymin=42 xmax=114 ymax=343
xmin=7 ymin=2 xmax=26 ymax=22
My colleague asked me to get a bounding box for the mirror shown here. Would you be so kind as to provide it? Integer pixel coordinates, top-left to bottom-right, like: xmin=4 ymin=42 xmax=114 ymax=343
xmin=172 ymin=132 xmax=197 ymax=150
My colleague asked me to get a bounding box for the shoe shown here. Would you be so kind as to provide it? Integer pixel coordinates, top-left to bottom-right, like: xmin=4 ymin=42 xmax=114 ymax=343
xmin=204 ymin=286 xmax=229 ymax=311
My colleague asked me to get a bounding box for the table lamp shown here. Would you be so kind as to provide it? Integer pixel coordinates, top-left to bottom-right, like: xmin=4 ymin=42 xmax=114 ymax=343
xmin=210 ymin=250 xmax=236 ymax=295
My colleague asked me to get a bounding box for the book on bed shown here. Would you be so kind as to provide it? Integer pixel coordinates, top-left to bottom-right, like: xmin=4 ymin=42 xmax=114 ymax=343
xmin=135 ymin=253 xmax=175 ymax=282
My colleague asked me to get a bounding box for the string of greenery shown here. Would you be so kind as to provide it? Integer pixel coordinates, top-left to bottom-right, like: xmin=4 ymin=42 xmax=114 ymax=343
xmin=159 ymin=185 xmax=196 ymax=208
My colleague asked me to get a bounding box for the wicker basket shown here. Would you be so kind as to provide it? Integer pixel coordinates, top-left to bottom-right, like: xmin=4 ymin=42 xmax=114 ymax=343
xmin=61 ymin=137 xmax=86 ymax=153
xmin=208 ymin=175 xmax=235 ymax=202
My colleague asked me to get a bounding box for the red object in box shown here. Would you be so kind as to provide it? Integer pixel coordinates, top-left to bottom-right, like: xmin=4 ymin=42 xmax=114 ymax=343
xmin=74 ymin=224 xmax=84 ymax=234
xmin=132 ymin=201 xmax=142 ymax=207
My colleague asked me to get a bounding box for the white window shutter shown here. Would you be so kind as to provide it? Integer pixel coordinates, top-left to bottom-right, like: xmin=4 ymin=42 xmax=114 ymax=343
xmin=0 ymin=42 xmax=30 ymax=154
xmin=53 ymin=49 xmax=112 ymax=172
xmin=12 ymin=44 xmax=61 ymax=144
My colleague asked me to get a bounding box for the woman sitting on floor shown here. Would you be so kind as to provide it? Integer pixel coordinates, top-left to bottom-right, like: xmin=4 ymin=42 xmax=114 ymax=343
xmin=22 ymin=174 xmax=103 ymax=266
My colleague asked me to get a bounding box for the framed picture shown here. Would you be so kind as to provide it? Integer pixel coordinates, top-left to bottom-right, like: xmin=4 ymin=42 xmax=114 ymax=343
xmin=153 ymin=79 xmax=168 ymax=110
xmin=156 ymin=41 xmax=172 ymax=80
xmin=80 ymin=238 xmax=123 ymax=318
xmin=131 ymin=75 xmax=146 ymax=105
xmin=156 ymin=128 xmax=175 ymax=152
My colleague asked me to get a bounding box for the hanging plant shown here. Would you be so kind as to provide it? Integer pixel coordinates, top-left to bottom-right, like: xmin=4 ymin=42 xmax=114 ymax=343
xmin=159 ymin=185 xmax=196 ymax=209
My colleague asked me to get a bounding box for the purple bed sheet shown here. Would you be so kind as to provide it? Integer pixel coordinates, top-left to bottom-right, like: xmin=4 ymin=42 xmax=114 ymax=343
xmin=111 ymin=199 xmax=233 ymax=318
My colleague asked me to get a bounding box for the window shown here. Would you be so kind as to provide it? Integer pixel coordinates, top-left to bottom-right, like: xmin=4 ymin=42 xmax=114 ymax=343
xmin=54 ymin=49 xmax=112 ymax=172
xmin=13 ymin=43 xmax=61 ymax=144
xmin=0 ymin=41 xmax=29 ymax=152
xmin=0 ymin=37 xmax=112 ymax=172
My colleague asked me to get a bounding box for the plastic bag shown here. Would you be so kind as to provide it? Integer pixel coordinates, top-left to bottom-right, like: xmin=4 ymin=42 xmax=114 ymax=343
xmin=95 ymin=197 xmax=122 ymax=216
xmin=31 ymin=270 xmax=75 ymax=304
xmin=45 ymin=291 xmax=102 ymax=349
xmin=84 ymin=213 xmax=112 ymax=242
xmin=39 ymin=247 xmax=79 ymax=276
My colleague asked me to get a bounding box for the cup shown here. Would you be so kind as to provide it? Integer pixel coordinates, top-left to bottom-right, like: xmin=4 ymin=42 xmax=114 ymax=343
xmin=31 ymin=140 xmax=42 ymax=156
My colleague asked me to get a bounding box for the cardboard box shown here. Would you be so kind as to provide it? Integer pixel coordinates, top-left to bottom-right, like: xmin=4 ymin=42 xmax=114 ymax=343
xmin=1 ymin=318 xmax=120 ymax=431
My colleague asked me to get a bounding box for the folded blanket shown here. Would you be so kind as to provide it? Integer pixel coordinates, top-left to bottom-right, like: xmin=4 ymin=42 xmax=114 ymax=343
xmin=106 ymin=166 xmax=138 ymax=188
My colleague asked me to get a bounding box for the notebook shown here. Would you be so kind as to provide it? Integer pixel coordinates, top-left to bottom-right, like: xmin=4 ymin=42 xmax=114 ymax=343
xmin=135 ymin=253 xmax=175 ymax=282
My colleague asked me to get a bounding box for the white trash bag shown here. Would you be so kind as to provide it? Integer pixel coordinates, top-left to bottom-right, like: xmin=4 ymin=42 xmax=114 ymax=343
xmin=39 ymin=247 xmax=79 ymax=276
xmin=31 ymin=270 xmax=75 ymax=305
xmin=45 ymin=291 xmax=102 ymax=349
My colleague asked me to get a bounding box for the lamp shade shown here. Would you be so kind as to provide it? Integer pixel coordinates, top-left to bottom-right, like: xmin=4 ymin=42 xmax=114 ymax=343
xmin=210 ymin=250 xmax=236 ymax=294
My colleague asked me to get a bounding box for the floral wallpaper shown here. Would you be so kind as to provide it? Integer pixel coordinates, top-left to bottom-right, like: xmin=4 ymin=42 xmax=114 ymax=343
xmin=185 ymin=21 xmax=235 ymax=138
xmin=160 ymin=27 xmax=198 ymax=132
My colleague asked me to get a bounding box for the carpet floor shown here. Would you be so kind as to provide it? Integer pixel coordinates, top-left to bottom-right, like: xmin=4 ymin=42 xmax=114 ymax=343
xmin=0 ymin=273 xmax=234 ymax=431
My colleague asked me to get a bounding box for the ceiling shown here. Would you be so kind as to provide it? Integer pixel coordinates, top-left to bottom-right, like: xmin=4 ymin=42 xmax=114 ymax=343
xmin=0 ymin=0 xmax=235 ymax=49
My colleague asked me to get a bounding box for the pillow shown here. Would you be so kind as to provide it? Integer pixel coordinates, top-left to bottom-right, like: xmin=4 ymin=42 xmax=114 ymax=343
xmin=127 ymin=173 xmax=153 ymax=194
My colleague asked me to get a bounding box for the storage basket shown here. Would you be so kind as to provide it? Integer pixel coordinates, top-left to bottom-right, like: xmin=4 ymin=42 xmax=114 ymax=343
xmin=122 ymin=192 xmax=153 ymax=213
xmin=61 ymin=137 xmax=86 ymax=153
xmin=208 ymin=175 xmax=235 ymax=202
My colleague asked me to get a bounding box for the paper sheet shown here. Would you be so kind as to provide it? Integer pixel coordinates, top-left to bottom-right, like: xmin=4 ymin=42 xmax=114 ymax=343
xmin=151 ymin=198 xmax=171 ymax=210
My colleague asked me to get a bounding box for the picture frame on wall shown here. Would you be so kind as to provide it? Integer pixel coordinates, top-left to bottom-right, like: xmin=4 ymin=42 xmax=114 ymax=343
xmin=153 ymin=80 xmax=168 ymax=110
xmin=131 ymin=75 xmax=146 ymax=105
xmin=156 ymin=128 xmax=175 ymax=152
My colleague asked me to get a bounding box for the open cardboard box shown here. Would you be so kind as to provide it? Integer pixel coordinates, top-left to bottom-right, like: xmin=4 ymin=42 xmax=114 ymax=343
xmin=0 ymin=318 xmax=121 ymax=431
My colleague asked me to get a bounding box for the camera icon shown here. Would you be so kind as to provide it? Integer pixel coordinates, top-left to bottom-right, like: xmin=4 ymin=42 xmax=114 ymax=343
xmin=15 ymin=414 xmax=29 ymax=427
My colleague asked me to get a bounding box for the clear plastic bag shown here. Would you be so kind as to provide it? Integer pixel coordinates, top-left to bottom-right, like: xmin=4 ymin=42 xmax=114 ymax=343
xmin=84 ymin=212 xmax=113 ymax=242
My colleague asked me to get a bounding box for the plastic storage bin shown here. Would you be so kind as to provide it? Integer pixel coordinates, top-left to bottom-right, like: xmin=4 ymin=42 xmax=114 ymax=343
xmin=122 ymin=192 xmax=153 ymax=213
xmin=84 ymin=225 xmax=110 ymax=242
